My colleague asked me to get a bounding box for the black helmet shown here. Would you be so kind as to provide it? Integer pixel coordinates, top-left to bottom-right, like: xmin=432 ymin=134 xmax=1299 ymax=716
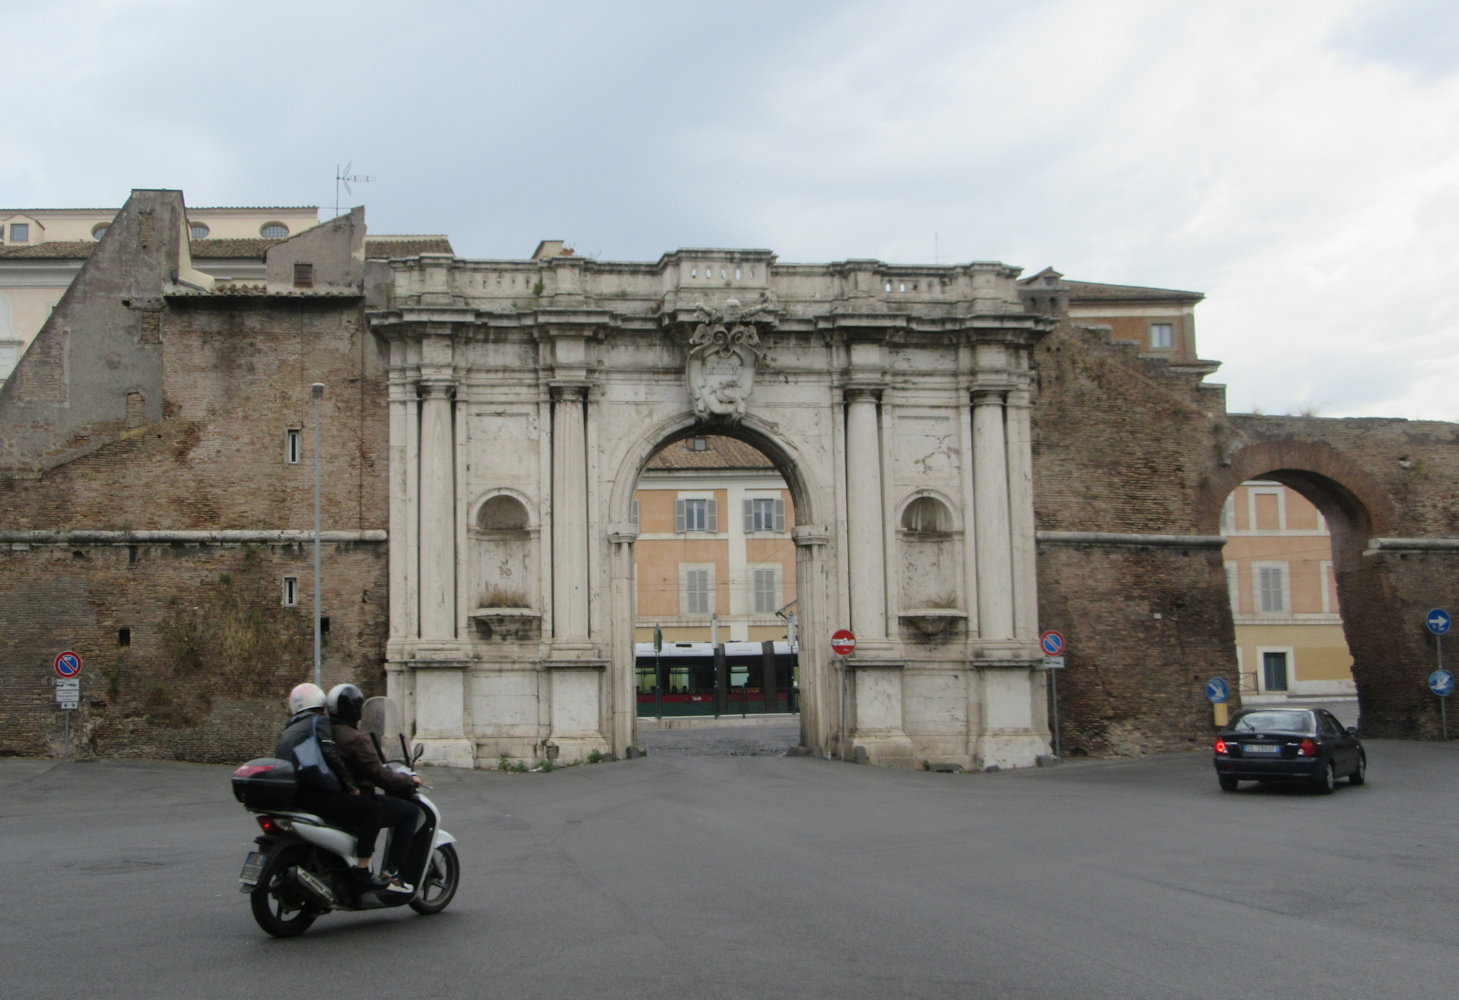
xmin=327 ymin=683 xmax=365 ymax=725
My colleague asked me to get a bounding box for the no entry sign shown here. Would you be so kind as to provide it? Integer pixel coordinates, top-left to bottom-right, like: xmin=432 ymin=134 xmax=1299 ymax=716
xmin=830 ymin=629 xmax=856 ymax=656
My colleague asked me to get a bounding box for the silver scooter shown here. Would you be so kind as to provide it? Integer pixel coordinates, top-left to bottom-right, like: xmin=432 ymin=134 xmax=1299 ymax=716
xmin=232 ymin=697 xmax=459 ymax=937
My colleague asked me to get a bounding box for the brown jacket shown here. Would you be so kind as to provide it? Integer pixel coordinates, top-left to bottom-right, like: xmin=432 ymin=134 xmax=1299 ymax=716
xmin=332 ymin=721 xmax=417 ymax=798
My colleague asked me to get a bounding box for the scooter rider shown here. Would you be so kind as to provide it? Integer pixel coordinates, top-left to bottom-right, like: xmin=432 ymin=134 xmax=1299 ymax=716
xmin=276 ymin=682 xmax=397 ymax=895
xmin=326 ymin=683 xmax=424 ymax=890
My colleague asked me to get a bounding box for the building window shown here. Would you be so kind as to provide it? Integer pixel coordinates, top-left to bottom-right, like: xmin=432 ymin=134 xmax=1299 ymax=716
xmin=689 ymin=437 xmax=708 ymax=451
xmin=8 ymin=223 xmax=29 ymax=243
xmin=752 ymin=567 xmax=779 ymax=613
xmin=676 ymin=497 xmax=717 ymax=533
xmin=286 ymin=428 xmax=302 ymax=464
xmin=745 ymin=497 xmax=786 ymax=533
xmin=261 ymin=222 xmax=289 ymax=239
xmin=293 ymin=262 xmax=314 ymax=288
xmin=1248 ymin=484 xmax=1286 ymax=532
xmin=1262 ymin=651 xmax=1290 ymax=692
xmin=283 ymin=577 xmax=299 ymax=607
xmin=118 ymin=627 xmax=131 ymax=647
xmin=1224 ymin=563 xmax=1239 ymax=613
xmin=1256 ymin=564 xmax=1288 ymax=614
xmin=190 ymin=223 xmax=210 ymax=240
xmin=683 ymin=567 xmax=713 ymax=616
xmin=1220 ymin=496 xmax=1236 ymax=535
xmin=92 ymin=224 xmax=109 ymax=240
xmin=631 ymin=498 xmax=640 ymax=527
xmin=1150 ymin=323 xmax=1173 ymax=350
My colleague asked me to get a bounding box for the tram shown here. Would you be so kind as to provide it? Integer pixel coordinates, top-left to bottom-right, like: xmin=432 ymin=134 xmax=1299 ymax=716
xmin=635 ymin=640 xmax=799 ymax=717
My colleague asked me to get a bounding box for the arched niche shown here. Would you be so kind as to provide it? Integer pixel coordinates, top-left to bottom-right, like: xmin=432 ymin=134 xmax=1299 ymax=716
xmin=896 ymin=492 xmax=965 ymax=640
xmin=469 ymin=490 xmax=540 ymax=640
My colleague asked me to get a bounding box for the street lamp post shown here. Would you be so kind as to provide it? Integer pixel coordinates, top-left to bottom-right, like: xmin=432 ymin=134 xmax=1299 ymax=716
xmin=312 ymin=382 xmax=324 ymax=687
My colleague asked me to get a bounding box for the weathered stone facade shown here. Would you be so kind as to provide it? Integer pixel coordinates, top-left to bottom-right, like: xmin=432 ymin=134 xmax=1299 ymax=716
xmin=371 ymin=252 xmax=1056 ymax=769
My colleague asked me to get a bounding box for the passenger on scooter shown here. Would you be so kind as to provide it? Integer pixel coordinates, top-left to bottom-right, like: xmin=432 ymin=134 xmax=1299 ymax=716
xmin=276 ymin=682 xmax=398 ymax=895
xmin=326 ymin=683 xmax=424 ymax=891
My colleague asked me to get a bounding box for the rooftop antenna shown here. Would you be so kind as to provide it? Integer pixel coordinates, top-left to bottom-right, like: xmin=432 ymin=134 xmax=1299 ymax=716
xmin=334 ymin=162 xmax=375 ymax=218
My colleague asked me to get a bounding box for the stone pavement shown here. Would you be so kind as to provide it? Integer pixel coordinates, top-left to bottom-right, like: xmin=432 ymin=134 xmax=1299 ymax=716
xmin=635 ymin=714 xmax=802 ymax=756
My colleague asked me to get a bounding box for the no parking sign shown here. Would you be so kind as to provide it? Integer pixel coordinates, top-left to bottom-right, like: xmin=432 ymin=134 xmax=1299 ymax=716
xmin=55 ymin=651 xmax=82 ymax=678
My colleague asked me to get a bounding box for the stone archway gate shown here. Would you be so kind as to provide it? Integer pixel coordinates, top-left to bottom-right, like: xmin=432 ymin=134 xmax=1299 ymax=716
xmin=369 ymin=250 xmax=1057 ymax=769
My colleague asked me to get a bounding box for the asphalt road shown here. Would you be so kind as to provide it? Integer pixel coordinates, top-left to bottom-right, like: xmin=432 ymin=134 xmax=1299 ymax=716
xmin=3 ymin=732 xmax=1457 ymax=1000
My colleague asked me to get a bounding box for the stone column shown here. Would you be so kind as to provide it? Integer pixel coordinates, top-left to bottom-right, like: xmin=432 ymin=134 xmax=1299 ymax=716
xmin=551 ymin=382 xmax=589 ymax=642
xmin=1005 ymin=387 xmax=1037 ymax=640
xmin=845 ymin=387 xmax=887 ymax=641
xmin=792 ymin=524 xmax=831 ymax=755
xmin=419 ymin=375 xmax=456 ymax=640
xmin=607 ymin=526 xmax=639 ymax=756
xmin=972 ymin=389 xmax=1013 ymax=641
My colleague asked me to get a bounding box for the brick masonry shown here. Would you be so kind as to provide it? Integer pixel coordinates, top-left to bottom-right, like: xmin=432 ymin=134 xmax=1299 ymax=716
xmin=0 ymin=191 xmax=389 ymax=761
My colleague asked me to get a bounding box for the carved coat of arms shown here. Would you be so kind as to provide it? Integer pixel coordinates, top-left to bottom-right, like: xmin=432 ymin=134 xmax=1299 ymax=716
xmin=685 ymin=299 xmax=770 ymax=423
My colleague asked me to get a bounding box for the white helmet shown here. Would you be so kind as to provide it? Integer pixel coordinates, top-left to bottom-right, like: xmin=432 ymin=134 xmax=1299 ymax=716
xmin=288 ymin=682 xmax=327 ymax=714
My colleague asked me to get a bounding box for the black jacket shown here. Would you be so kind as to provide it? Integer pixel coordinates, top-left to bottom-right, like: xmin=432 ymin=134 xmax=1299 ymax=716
xmin=275 ymin=708 xmax=357 ymax=793
xmin=332 ymin=721 xmax=417 ymax=798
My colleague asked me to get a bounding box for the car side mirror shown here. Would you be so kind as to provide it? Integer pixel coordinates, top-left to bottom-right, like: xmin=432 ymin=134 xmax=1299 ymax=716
xmin=1347 ymin=726 xmax=1359 ymax=736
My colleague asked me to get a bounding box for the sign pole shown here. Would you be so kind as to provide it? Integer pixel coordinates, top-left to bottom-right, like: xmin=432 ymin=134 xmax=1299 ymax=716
xmin=1050 ymin=669 xmax=1061 ymax=759
xmin=839 ymin=654 xmax=847 ymax=762
xmin=654 ymin=624 xmax=663 ymax=720
xmin=1428 ymin=609 xmax=1452 ymax=739
xmin=830 ymin=629 xmax=856 ymax=762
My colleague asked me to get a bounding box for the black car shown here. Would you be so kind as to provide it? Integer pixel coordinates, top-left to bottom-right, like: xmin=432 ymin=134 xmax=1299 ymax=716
xmin=1213 ymin=707 xmax=1366 ymax=794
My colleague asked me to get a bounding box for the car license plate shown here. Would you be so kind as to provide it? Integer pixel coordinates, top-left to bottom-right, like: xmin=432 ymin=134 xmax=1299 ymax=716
xmin=239 ymin=851 xmax=266 ymax=890
xmin=1243 ymin=743 xmax=1280 ymax=754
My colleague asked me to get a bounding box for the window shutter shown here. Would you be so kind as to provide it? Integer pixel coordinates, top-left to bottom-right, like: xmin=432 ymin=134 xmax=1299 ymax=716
xmin=631 ymin=499 xmax=639 ymax=527
xmin=744 ymin=499 xmax=754 ymax=533
xmin=675 ymin=499 xmax=686 ymax=533
xmin=707 ymin=499 xmax=718 ymax=532
xmin=774 ymin=498 xmax=786 ymax=532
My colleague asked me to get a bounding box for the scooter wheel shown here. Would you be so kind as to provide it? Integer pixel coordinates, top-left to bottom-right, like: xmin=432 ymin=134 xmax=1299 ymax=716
xmin=409 ymin=843 xmax=460 ymax=915
xmin=250 ymin=848 xmax=320 ymax=937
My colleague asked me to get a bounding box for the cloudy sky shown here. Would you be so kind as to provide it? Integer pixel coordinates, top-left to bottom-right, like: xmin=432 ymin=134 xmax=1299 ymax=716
xmin=7 ymin=0 xmax=1457 ymax=421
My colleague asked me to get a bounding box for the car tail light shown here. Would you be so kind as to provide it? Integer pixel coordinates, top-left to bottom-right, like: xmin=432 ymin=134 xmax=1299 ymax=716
xmin=1214 ymin=737 xmax=1229 ymax=754
xmin=1298 ymin=738 xmax=1316 ymax=757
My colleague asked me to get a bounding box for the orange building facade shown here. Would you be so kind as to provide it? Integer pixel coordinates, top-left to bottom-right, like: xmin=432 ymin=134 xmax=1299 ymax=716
xmin=632 ymin=435 xmax=797 ymax=646
xmin=1221 ymin=481 xmax=1356 ymax=702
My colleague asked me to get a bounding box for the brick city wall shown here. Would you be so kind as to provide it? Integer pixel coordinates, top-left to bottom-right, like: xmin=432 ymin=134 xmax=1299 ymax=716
xmin=0 ymin=192 xmax=390 ymax=761
xmin=0 ymin=539 xmax=388 ymax=760
xmin=1031 ymin=319 xmax=1459 ymax=751
xmin=1031 ymin=320 xmax=1238 ymax=753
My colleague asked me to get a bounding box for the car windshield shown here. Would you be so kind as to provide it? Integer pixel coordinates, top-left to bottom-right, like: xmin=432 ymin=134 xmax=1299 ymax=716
xmin=1232 ymin=711 xmax=1314 ymax=734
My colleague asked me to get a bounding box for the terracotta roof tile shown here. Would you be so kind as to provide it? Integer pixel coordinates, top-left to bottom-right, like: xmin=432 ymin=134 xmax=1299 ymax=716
xmin=364 ymin=237 xmax=454 ymax=258
xmin=1064 ymin=280 xmax=1204 ymax=303
xmin=646 ymin=436 xmax=776 ymax=471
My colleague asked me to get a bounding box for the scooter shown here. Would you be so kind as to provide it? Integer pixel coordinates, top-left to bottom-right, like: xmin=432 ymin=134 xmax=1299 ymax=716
xmin=231 ymin=697 xmax=460 ymax=937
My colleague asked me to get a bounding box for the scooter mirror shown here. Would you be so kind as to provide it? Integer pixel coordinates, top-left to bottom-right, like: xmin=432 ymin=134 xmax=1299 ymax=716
xmin=413 ymin=742 xmax=424 ymax=765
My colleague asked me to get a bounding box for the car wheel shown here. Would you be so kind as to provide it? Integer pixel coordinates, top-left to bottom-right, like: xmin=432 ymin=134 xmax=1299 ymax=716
xmin=1218 ymin=773 xmax=1238 ymax=792
xmin=1349 ymin=751 xmax=1366 ymax=786
xmin=1313 ymin=760 xmax=1336 ymax=795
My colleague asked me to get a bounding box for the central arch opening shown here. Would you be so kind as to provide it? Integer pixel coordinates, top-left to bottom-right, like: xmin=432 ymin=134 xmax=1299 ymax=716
xmin=628 ymin=432 xmax=804 ymax=754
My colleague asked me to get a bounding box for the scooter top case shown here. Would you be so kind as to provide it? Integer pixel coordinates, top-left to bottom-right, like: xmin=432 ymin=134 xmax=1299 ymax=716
xmin=232 ymin=759 xmax=298 ymax=810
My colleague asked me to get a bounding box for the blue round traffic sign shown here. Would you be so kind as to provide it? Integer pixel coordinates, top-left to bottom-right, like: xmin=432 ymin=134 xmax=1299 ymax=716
xmin=1206 ymin=677 xmax=1230 ymax=704
xmin=1429 ymin=670 xmax=1454 ymax=697
xmin=1039 ymin=630 xmax=1066 ymax=656
xmin=1427 ymin=609 xmax=1451 ymax=636
xmin=54 ymin=651 xmax=82 ymax=678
